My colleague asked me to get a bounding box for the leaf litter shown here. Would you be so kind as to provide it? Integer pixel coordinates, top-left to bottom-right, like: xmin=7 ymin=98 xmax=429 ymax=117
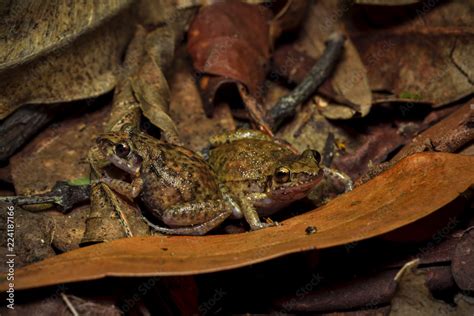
xmin=0 ymin=0 xmax=473 ymax=314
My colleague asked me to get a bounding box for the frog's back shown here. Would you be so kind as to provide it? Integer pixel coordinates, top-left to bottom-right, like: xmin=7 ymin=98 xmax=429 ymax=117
xmin=141 ymin=142 xmax=221 ymax=213
xmin=208 ymin=139 xmax=291 ymax=182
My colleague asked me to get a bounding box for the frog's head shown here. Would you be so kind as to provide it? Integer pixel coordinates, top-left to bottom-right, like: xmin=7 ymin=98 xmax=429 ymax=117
xmin=96 ymin=130 xmax=145 ymax=177
xmin=267 ymin=149 xmax=323 ymax=201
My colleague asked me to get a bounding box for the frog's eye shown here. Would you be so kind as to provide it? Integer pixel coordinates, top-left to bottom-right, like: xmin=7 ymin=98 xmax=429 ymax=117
xmin=274 ymin=167 xmax=291 ymax=183
xmin=115 ymin=143 xmax=131 ymax=158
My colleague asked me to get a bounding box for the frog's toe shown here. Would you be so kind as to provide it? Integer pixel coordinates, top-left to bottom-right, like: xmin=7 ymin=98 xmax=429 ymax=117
xmin=251 ymin=221 xmax=279 ymax=230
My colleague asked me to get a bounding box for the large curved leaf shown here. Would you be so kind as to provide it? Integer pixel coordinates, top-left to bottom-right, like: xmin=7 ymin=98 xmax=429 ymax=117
xmin=1 ymin=152 xmax=472 ymax=291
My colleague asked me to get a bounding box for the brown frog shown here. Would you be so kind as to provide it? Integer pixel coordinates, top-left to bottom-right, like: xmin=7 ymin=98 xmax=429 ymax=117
xmin=96 ymin=126 xmax=235 ymax=235
xmin=208 ymin=129 xmax=326 ymax=230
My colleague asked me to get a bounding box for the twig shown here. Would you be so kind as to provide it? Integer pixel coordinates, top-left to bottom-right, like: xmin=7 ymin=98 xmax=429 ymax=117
xmin=61 ymin=293 xmax=79 ymax=316
xmin=0 ymin=181 xmax=90 ymax=212
xmin=350 ymin=104 xmax=473 ymax=188
xmin=266 ymin=32 xmax=345 ymax=131
xmin=0 ymin=105 xmax=57 ymax=161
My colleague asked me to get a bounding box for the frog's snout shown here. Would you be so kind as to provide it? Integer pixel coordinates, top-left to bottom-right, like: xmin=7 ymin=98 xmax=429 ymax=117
xmin=301 ymin=149 xmax=321 ymax=165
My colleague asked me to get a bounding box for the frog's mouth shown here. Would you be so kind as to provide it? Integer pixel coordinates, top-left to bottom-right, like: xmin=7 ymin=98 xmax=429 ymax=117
xmin=108 ymin=155 xmax=141 ymax=176
xmin=96 ymin=138 xmax=142 ymax=177
xmin=269 ymin=170 xmax=323 ymax=201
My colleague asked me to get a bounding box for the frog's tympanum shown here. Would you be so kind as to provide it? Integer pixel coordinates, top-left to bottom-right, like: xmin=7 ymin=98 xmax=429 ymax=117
xmin=96 ymin=126 xmax=235 ymax=236
xmin=208 ymin=129 xmax=324 ymax=230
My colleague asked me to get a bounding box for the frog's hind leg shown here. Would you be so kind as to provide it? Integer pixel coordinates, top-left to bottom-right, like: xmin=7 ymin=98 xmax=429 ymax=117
xmin=145 ymin=200 xmax=233 ymax=236
xmin=143 ymin=211 xmax=230 ymax=236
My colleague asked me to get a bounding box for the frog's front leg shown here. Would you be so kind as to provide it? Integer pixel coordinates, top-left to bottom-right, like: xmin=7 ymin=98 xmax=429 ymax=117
xmin=98 ymin=176 xmax=144 ymax=201
xmin=239 ymin=193 xmax=278 ymax=230
xmin=146 ymin=200 xmax=233 ymax=236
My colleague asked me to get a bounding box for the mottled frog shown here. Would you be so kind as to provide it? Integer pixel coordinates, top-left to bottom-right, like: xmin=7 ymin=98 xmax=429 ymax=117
xmin=96 ymin=127 xmax=235 ymax=235
xmin=208 ymin=129 xmax=325 ymax=230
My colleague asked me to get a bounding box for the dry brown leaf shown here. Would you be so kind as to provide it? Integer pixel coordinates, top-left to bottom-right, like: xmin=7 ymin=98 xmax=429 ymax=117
xmin=169 ymin=49 xmax=235 ymax=152
xmin=452 ymin=229 xmax=474 ymax=291
xmin=49 ymin=206 xmax=89 ymax=253
xmin=0 ymin=208 xmax=56 ymax=271
xmin=390 ymin=260 xmax=474 ymax=315
xmin=351 ymin=0 xmax=474 ymax=106
xmin=1 ymin=152 xmax=472 ymax=291
xmin=131 ymin=52 xmax=179 ymax=143
xmin=392 ymin=102 xmax=473 ymax=161
xmin=81 ymin=183 xmax=150 ymax=245
xmin=0 ymin=0 xmax=134 ymax=119
xmin=357 ymin=102 xmax=473 ymax=183
xmin=187 ymin=1 xmax=272 ymax=114
xmin=355 ymin=0 xmax=421 ymax=4
xmin=9 ymin=104 xmax=111 ymax=195
xmin=270 ymin=0 xmax=310 ymax=39
xmin=295 ymin=0 xmax=372 ymax=118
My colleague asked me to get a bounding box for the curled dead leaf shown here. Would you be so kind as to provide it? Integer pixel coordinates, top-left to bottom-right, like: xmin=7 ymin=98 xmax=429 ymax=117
xmin=187 ymin=1 xmax=272 ymax=114
xmin=169 ymin=48 xmax=236 ymax=152
xmin=2 ymin=152 xmax=472 ymax=291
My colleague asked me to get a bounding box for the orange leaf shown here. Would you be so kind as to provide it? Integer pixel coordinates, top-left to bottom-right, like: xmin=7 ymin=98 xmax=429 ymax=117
xmin=2 ymin=152 xmax=473 ymax=291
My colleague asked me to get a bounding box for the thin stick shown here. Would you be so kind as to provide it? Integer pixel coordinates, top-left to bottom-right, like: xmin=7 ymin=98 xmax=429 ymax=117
xmin=61 ymin=293 xmax=79 ymax=316
xmin=0 ymin=181 xmax=90 ymax=212
xmin=0 ymin=105 xmax=57 ymax=161
xmin=266 ymin=32 xmax=345 ymax=131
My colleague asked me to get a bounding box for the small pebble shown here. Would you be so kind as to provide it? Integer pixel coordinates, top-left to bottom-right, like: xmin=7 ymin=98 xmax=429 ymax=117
xmin=305 ymin=226 xmax=318 ymax=235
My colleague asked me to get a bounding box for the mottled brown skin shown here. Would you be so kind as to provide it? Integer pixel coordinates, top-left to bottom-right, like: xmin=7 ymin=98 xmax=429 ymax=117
xmin=96 ymin=127 xmax=233 ymax=235
xmin=208 ymin=129 xmax=324 ymax=230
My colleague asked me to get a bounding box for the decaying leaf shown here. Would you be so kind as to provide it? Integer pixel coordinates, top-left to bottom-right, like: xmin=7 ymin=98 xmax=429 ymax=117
xmin=130 ymin=5 xmax=196 ymax=143
xmin=2 ymin=152 xmax=472 ymax=290
xmin=273 ymin=265 xmax=455 ymax=313
xmin=49 ymin=206 xmax=89 ymax=253
xmin=269 ymin=0 xmax=309 ymax=39
xmin=9 ymin=103 xmax=111 ymax=195
xmin=0 ymin=208 xmax=56 ymax=270
xmin=0 ymin=293 xmax=122 ymax=316
xmin=392 ymin=102 xmax=473 ymax=161
xmin=0 ymin=0 xmax=135 ymax=119
xmin=355 ymin=0 xmax=421 ymax=4
xmin=275 ymin=99 xmax=351 ymax=155
xmin=451 ymin=229 xmax=474 ymax=291
xmin=294 ymin=0 xmax=372 ymax=119
xmin=81 ymin=183 xmax=150 ymax=245
xmin=351 ymin=0 xmax=474 ymax=106
xmin=169 ymin=49 xmax=236 ymax=152
xmin=131 ymin=49 xmax=179 ymax=143
xmin=187 ymin=1 xmax=272 ymax=115
xmin=359 ymin=101 xmax=473 ymax=183
xmin=390 ymin=260 xmax=474 ymax=315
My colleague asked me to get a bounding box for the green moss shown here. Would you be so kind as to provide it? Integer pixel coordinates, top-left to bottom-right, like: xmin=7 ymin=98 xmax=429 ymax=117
xmin=67 ymin=177 xmax=91 ymax=186
xmin=399 ymin=91 xmax=422 ymax=100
